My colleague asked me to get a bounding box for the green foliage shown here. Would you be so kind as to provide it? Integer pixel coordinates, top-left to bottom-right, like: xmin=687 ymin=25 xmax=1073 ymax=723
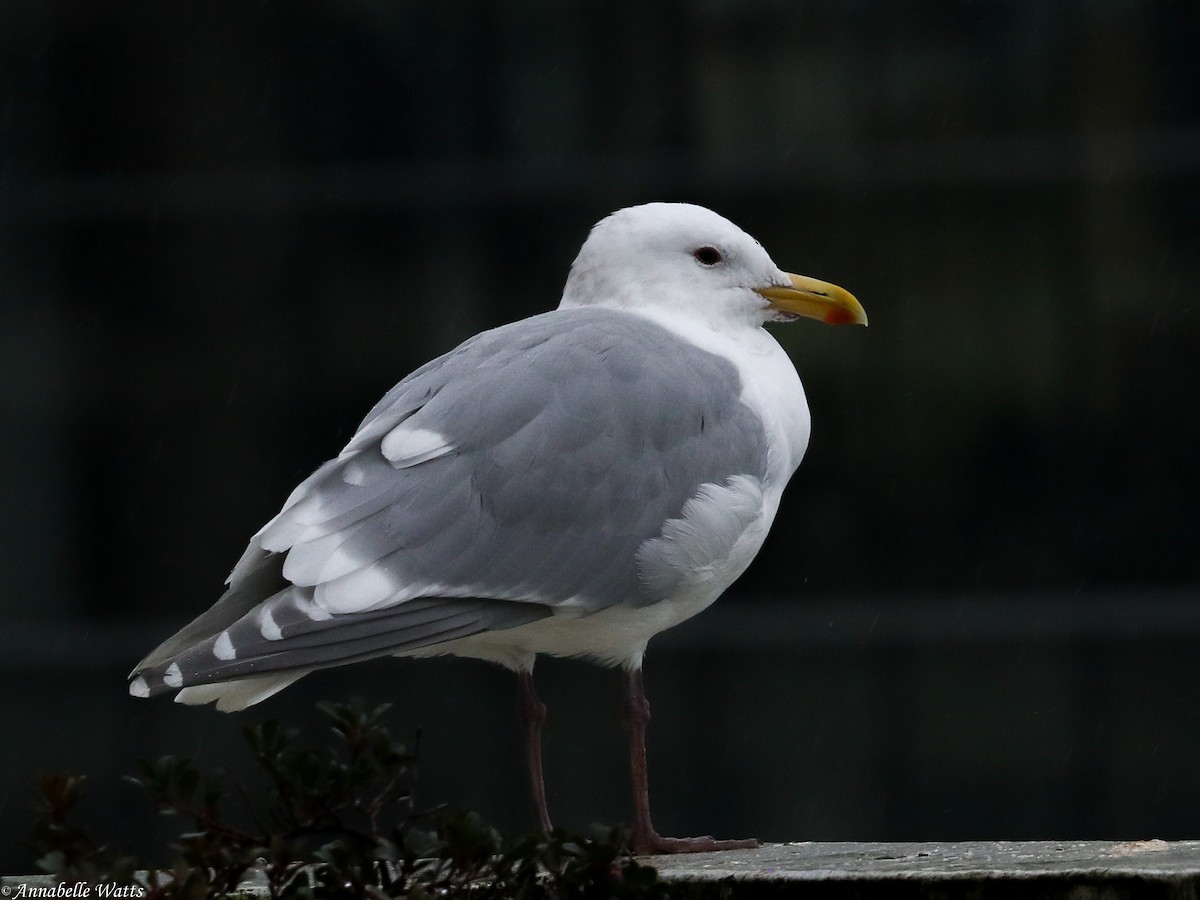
xmin=30 ymin=700 xmax=670 ymax=899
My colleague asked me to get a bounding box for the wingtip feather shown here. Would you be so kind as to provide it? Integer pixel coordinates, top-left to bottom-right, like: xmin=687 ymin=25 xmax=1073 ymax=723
xmin=129 ymin=676 xmax=150 ymax=699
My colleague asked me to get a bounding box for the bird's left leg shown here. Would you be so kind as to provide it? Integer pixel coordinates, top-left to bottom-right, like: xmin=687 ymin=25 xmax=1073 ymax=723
xmin=622 ymin=665 xmax=759 ymax=855
xmin=517 ymin=669 xmax=553 ymax=833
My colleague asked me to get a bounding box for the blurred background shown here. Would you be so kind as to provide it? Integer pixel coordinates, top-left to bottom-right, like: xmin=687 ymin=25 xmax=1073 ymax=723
xmin=2 ymin=0 xmax=1198 ymax=871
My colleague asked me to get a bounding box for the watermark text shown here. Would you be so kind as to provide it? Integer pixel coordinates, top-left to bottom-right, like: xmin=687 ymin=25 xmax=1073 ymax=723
xmin=2 ymin=883 xmax=145 ymax=898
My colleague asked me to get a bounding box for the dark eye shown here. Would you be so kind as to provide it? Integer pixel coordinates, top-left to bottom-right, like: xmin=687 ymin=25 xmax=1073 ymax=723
xmin=693 ymin=246 xmax=723 ymax=266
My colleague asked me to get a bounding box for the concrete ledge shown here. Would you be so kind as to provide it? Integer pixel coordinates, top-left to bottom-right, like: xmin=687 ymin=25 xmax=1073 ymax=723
xmin=648 ymin=840 xmax=1200 ymax=898
xmin=6 ymin=840 xmax=1200 ymax=898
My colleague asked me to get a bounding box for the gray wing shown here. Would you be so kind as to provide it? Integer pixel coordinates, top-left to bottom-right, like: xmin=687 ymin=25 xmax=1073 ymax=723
xmin=131 ymin=307 xmax=769 ymax=695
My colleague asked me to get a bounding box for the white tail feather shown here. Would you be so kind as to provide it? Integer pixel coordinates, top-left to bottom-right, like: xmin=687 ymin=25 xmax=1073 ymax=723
xmin=173 ymin=671 xmax=311 ymax=712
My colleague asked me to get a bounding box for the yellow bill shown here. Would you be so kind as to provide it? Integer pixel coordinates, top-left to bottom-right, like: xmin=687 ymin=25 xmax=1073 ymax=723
xmin=756 ymin=273 xmax=867 ymax=326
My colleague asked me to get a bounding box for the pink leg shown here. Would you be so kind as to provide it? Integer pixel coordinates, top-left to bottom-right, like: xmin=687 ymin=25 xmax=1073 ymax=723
xmin=518 ymin=670 xmax=553 ymax=833
xmin=622 ymin=666 xmax=759 ymax=855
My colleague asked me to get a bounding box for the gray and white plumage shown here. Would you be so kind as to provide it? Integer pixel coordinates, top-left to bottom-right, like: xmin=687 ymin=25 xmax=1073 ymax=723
xmin=130 ymin=202 xmax=866 ymax=714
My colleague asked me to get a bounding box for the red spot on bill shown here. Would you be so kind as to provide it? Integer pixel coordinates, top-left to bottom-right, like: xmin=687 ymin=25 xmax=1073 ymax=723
xmin=825 ymin=307 xmax=858 ymax=325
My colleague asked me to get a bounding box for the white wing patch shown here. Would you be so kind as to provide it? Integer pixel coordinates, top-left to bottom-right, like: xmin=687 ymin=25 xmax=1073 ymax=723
xmin=380 ymin=425 xmax=455 ymax=469
xmin=258 ymin=606 xmax=283 ymax=640
xmin=280 ymin=513 xmax=386 ymax=585
xmin=312 ymin=562 xmax=399 ymax=612
xmin=635 ymin=475 xmax=767 ymax=600
xmin=214 ymin=631 xmax=236 ymax=660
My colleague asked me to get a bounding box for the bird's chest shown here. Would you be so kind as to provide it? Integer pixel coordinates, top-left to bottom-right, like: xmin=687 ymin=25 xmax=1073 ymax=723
xmin=728 ymin=333 xmax=811 ymax=491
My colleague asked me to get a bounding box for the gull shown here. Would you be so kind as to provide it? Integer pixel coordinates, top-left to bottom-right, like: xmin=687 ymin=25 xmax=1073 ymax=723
xmin=130 ymin=202 xmax=867 ymax=854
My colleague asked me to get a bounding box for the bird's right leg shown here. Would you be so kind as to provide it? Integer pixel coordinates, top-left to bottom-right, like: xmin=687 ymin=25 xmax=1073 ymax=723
xmin=622 ymin=665 xmax=759 ymax=855
xmin=517 ymin=669 xmax=553 ymax=833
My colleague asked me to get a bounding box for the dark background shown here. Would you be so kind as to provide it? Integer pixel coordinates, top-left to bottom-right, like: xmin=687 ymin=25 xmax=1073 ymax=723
xmin=2 ymin=0 xmax=1198 ymax=872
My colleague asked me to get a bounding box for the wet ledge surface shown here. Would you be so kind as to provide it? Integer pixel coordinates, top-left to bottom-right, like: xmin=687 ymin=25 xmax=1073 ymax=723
xmin=646 ymin=839 xmax=1200 ymax=898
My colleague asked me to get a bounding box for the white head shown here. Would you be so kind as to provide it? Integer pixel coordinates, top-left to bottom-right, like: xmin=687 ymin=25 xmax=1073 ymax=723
xmin=559 ymin=202 xmax=866 ymax=332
